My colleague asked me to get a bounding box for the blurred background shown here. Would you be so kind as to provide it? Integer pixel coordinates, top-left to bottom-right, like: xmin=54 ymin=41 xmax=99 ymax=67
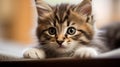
xmin=0 ymin=0 xmax=120 ymax=57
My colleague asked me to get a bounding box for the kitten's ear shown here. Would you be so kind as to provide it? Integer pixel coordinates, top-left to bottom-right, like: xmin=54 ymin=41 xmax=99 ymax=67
xmin=74 ymin=0 xmax=92 ymax=16
xmin=35 ymin=0 xmax=52 ymax=16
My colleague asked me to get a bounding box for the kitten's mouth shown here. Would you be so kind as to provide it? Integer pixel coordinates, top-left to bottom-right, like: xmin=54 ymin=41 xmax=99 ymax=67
xmin=58 ymin=44 xmax=66 ymax=48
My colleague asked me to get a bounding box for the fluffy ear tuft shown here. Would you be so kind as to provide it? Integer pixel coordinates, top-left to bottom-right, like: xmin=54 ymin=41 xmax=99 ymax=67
xmin=74 ymin=0 xmax=92 ymax=16
xmin=35 ymin=0 xmax=52 ymax=16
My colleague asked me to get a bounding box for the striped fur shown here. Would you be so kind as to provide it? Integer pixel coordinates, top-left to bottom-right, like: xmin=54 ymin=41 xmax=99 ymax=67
xmin=33 ymin=0 xmax=96 ymax=58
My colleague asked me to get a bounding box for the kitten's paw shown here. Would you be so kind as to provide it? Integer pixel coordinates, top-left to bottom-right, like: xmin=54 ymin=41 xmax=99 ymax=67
xmin=74 ymin=47 xmax=98 ymax=58
xmin=23 ymin=48 xmax=46 ymax=59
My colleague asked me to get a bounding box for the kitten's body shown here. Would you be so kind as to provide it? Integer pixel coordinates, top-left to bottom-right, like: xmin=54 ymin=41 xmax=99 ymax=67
xmin=23 ymin=0 xmax=119 ymax=59
xmin=94 ymin=23 xmax=120 ymax=51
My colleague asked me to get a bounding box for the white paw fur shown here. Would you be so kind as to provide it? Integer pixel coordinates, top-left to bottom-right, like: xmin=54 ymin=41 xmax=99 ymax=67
xmin=74 ymin=47 xmax=98 ymax=58
xmin=23 ymin=48 xmax=46 ymax=59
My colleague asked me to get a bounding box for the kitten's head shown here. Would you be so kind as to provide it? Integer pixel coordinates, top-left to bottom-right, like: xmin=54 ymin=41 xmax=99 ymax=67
xmin=36 ymin=0 xmax=94 ymax=53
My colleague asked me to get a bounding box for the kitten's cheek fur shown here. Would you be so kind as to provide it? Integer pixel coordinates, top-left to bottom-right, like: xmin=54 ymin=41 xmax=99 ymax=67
xmin=23 ymin=48 xmax=46 ymax=59
xmin=73 ymin=47 xmax=98 ymax=58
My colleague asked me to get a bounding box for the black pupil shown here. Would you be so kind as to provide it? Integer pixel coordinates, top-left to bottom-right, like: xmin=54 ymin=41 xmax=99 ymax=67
xmin=67 ymin=27 xmax=76 ymax=35
xmin=49 ymin=27 xmax=56 ymax=35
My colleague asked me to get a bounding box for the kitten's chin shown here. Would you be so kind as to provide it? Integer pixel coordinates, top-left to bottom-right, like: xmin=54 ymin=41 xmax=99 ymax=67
xmin=55 ymin=43 xmax=75 ymax=53
xmin=56 ymin=49 xmax=68 ymax=54
xmin=55 ymin=47 xmax=71 ymax=54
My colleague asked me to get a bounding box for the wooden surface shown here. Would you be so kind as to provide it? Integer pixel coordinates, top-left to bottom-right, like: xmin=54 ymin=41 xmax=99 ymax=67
xmin=0 ymin=58 xmax=120 ymax=67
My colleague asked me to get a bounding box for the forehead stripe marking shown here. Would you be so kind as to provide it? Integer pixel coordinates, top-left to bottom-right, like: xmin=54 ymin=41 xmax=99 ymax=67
xmin=67 ymin=20 xmax=70 ymax=26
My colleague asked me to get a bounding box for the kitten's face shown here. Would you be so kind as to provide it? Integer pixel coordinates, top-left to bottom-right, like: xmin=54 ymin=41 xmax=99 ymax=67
xmin=36 ymin=0 xmax=93 ymax=53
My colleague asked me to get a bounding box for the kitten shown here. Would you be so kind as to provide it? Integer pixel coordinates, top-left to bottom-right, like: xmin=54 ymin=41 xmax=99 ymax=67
xmin=23 ymin=0 xmax=104 ymax=59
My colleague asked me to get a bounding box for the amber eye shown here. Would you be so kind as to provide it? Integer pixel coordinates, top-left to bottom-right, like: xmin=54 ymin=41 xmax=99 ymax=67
xmin=67 ymin=27 xmax=76 ymax=35
xmin=48 ymin=27 xmax=56 ymax=35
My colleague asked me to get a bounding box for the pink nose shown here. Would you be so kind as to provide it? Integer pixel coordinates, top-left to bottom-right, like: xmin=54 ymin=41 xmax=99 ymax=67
xmin=57 ymin=40 xmax=64 ymax=45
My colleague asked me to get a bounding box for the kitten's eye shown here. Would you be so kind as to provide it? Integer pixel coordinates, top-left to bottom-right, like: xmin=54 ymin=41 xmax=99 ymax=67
xmin=48 ymin=27 xmax=56 ymax=35
xmin=67 ymin=27 xmax=76 ymax=35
